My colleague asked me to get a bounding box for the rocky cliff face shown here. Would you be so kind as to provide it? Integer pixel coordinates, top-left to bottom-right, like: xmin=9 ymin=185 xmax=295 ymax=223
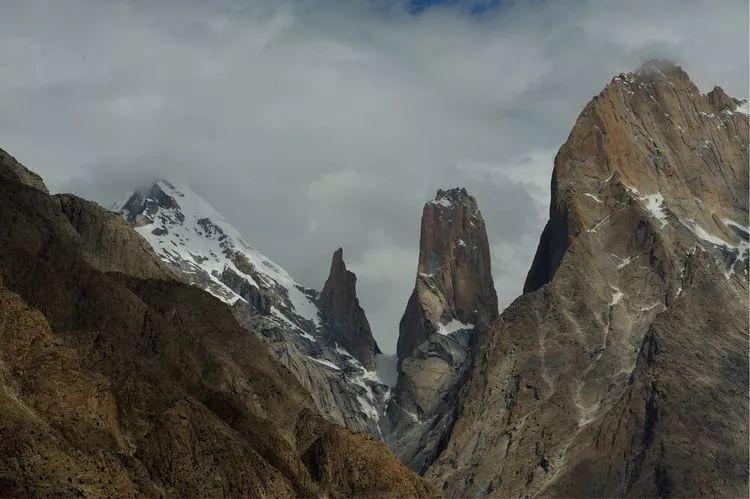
xmin=385 ymin=188 xmax=498 ymax=472
xmin=56 ymin=193 xmax=177 ymax=281
xmin=119 ymin=182 xmax=388 ymax=437
xmin=396 ymin=188 xmax=498 ymax=361
xmin=426 ymin=61 xmax=749 ymax=497
xmin=0 ymin=148 xmax=48 ymax=192
xmin=318 ymin=248 xmax=381 ymax=370
xmin=0 ymin=151 xmax=436 ymax=498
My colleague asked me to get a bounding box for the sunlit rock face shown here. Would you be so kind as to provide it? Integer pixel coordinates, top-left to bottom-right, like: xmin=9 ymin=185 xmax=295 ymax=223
xmin=426 ymin=61 xmax=749 ymax=498
xmin=386 ymin=187 xmax=498 ymax=473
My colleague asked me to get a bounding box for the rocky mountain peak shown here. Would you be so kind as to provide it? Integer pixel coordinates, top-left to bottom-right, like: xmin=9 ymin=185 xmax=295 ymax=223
xmin=524 ymin=59 xmax=749 ymax=292
xmin=119 ymin=179 xmax=324 ymax=322
xmin=118 ymin=183 xmax=392 ymax=438
xmin=639 ymin=59 xmax=689 ymax=79
xmin=0 ymin=148 xmax=48 ymax=193
xmin=331 ymin=246 xmax=344 ymax=265
xmin=120 ymin=180 xmax=181 ymax=228
xmin=431 ymin=186 xmax=473 ymax=206
xmin=318 ymin=247 xmax=381 ymax=370
xmin=385 ymin=187 xmax=498 ymax=472
xmin=608 ymin=60 xmax=690 ymax=90
xmin=426 ymin=63 xmax=749 ymax=498
xmin=707 ymin=85 xmax=743 ymax=112
xmin=398 ymin=187 xmax=497 ymax=360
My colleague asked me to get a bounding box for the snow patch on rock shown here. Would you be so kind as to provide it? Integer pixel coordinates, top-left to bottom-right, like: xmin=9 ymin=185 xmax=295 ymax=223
xmin=624 ymin=185 xmax=669 ymax=228
xmin=610 ymin=286 xmax=624 ymax=306
xmin=437 ymin=319 xmax=472 ymax=336
xmin=642 ymin=193 xmax=668 ymax=227
xmin=308 ymin=357 xmax=341 ymax=370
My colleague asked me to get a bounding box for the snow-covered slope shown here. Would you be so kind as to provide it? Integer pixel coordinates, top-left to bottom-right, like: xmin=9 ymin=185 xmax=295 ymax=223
xmin=119 ymin=180 xmax=389 ymax=436
xmin=120 ymin=180 xmax=319 ymax=326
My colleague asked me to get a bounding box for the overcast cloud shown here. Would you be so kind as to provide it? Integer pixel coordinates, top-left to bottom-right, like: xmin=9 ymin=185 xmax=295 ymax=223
xmin=1 ymin=0 xmax=747 ymax=352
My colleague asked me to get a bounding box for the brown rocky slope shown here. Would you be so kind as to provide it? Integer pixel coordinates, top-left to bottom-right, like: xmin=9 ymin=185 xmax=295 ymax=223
xmin=426 ymin=61 xmax=748 ymax=497
xmin=0 ymin=149 xmax=436 ymax=498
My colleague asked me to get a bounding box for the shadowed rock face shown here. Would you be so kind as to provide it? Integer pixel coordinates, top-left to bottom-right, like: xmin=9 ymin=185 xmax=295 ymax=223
xmin=318 ymin=248 xmax=381 ymax=370
xmin=385 ymin=187 xmax=498 ymax=472
xmin=0 ymin=150 xmax=437 ymax=498
xmin=426 ymin=61 xmax=749 ymax=498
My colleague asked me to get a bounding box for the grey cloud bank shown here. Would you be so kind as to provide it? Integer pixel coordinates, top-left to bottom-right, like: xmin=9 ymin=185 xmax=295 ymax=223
xmin=0 ymin=0 xmax=747 ymax=352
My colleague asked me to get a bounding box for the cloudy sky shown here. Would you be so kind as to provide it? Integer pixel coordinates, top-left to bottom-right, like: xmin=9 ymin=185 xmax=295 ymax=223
xmin=1 ymin=0 xmax=747 ymax=352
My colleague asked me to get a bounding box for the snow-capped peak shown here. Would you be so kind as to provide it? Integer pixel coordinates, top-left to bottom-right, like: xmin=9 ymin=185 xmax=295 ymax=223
xmin=430 ymin=187 xmax=470 ymax=208
xmin=119 ymin=180 xmax=321 ymax=331
xmin=119 ymin=180 xmax=390 ymax=438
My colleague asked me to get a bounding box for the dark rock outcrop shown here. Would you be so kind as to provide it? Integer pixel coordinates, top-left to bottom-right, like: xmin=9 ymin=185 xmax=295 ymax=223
xmin=426 ymin=61 xmax=749 ymax=497
xmin=385 ymin=187 xmax=498 ymax=472
xmin=0 ymin=148 xmax=48 ymax=193
xmin=318 ymin=248 xmax=381 ymax=370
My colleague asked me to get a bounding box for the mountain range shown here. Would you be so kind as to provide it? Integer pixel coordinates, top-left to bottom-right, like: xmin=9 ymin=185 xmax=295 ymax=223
xmin=0 ymin=61 xmax=747 ymax=497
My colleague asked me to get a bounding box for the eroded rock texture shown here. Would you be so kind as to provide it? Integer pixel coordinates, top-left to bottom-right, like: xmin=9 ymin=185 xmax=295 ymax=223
xmin=426 ymin=61 xmax=749 ymax=497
